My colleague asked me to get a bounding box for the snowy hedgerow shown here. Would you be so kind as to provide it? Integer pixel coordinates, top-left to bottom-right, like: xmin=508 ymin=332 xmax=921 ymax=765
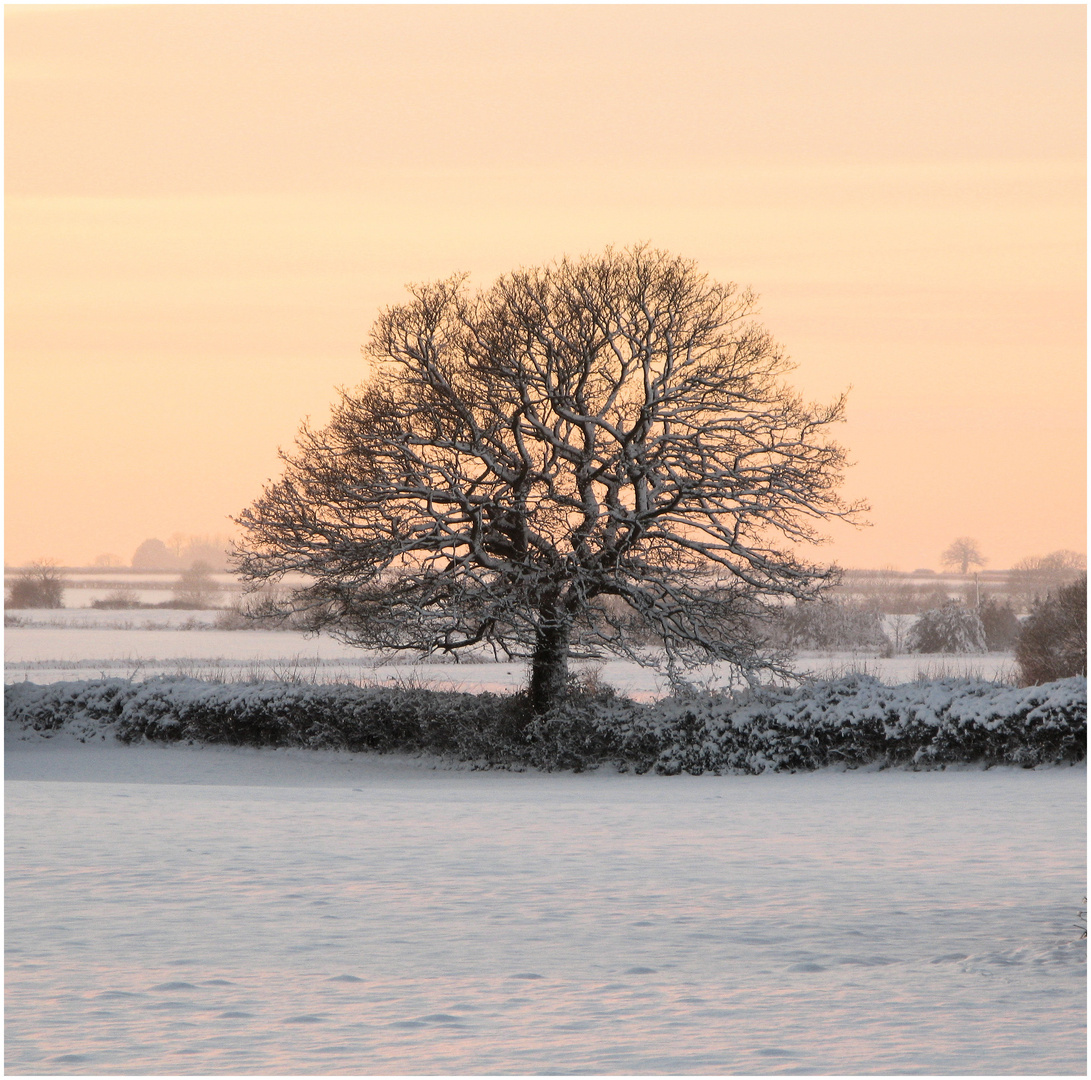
xmin=5 ymin=677 xmax=528 ymax=763
xmin=5 ymin=674 xmax=1085 ymax=774
xmin=630 ymin=676 xmax=1086 ymax=774
xmin=4 ymin=677 xmax=131 ymax=741
xmin=907 ymin=603 xmax=987 ymax=654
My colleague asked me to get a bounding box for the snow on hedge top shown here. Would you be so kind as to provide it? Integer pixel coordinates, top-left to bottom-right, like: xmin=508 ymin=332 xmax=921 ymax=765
xmin=5 ymin=673 xmax=1085 ymax=773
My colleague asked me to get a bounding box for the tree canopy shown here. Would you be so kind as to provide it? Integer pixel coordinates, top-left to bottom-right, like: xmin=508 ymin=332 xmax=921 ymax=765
xmin=941 ymin=537 xmax=986 ymax=576
xmin=235 ymin=246 xmax=864 ymax=711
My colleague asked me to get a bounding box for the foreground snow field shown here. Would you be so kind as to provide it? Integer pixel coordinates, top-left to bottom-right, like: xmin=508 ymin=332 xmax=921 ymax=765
xmin=5 ymin=738 xmax=1086 ymax=1074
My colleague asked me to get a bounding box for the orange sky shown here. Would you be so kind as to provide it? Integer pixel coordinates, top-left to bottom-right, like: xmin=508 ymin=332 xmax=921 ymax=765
xmin=6 ymin=4 xmax=1086 ymax=571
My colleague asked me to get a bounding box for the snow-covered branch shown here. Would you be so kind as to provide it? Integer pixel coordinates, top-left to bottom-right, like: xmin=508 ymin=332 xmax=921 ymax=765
xmin=235 ymin=245 xmax=866 ymax=711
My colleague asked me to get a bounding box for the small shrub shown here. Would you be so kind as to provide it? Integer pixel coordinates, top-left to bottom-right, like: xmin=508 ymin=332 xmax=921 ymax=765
xmin=91 ymin=589 xmax=141 ymax=610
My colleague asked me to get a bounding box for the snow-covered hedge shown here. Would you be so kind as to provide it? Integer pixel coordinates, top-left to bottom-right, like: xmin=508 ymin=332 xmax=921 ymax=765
xmin=605 ymin=676 xmax=1086 ymax=774
xmin=5 ymin=674 xmax=1085 ymax=774
xmin=3 ymin=677 xmax=521 ymax=759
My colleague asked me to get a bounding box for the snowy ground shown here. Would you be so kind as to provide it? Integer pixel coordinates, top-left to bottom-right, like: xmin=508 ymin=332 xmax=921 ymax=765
xmin=4 ymin=608 xmax=1017 ymax=694
xmin=5 ymin=736 xmax=1086 ymax=1075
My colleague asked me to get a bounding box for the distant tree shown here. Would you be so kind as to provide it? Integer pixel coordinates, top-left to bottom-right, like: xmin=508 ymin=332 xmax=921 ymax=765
xmin=182 ymin=537 xmax=232 ymax=572
xmin=1015 ymin=575 xmax=1087 ymax=685
xmin=235 ymin=246 xmax=865 ymax=713
xmin=132 ymin=538 xmax=181 ymax=571
xmin=172 ymin=561 xmax=218 ymax=608
xmin=1008 ymin=550 xmax=1087 ymax=612
xmin=941 ymin=537 xmax=986 ymax=575
xmin=907 ymin=603 xmax=986 ymax=654
xmin=6 ymin=560 xmax=67 ymax=609
xmin=92 ymin=553 xmax=124 ymax=568
xmin=166 ymin=534 xmax=233 ymax=571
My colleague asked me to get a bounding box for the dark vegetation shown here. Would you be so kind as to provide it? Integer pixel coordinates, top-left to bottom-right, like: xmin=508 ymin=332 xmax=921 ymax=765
xmin=1015 ymin=576 xmax=1087 ymax=686
xmin=6 ymin=562 xmax=66 ymax=609
xmin=6 ymin=673 xmax=1084 ymax=774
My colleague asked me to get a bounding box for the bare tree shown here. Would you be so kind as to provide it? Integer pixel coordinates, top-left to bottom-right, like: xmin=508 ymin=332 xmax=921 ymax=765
xmin=1008 ymin=550 xmax=1087 ymax=612
xmin=6 ymin=560 xmax=67 ymax=609
xmin=941 ymin=537 xmax=986 ymax=575
xmin=235 ymin=246 xmax=865 ymax=712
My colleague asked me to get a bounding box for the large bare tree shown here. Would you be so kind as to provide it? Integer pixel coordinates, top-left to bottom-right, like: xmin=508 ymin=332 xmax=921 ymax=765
xmin=234 ymin=247 xmax=864 ymax=712
xmin=941 ymin=537 xmax=986 ymax=576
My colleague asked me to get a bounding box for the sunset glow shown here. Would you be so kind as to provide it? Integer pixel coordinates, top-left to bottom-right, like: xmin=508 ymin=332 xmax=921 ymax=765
xmin=6 ymin=4 xmax=1085 ymax=570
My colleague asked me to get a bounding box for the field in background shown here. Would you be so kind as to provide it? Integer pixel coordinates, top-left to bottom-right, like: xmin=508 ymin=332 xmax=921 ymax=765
xmin=1 ymin=565 xmax=1050 ymax=612
xmin=3 ymin=569 xmax=244 ymax=609
xmin=4 ymin=607 xmax=1017 ymax=696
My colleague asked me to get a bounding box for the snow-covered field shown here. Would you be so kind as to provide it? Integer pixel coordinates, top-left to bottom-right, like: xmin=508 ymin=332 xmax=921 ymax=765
xmin=4 ymin=608 xmax=1017 ymax=694
xmin=5 ymin=737 xmax=1086 ymax=1074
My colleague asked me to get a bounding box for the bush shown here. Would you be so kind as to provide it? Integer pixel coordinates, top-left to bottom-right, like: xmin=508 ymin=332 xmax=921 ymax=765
xmin=91 ymin=589 xmax=141 ymax=610
xmin=1016 ymin=576 xmax=1087 ymax=685
xmin=907 ymin=603 xmax=986 ymax=654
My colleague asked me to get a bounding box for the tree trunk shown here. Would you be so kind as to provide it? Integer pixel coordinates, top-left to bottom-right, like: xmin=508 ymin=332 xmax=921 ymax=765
xmin=529 ymin=616 xmax=571 ymax=714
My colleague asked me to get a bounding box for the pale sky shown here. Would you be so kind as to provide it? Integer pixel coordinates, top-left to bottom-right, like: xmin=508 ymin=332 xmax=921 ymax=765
xmin=5 ymin=4 xmax=1086 ymax=571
